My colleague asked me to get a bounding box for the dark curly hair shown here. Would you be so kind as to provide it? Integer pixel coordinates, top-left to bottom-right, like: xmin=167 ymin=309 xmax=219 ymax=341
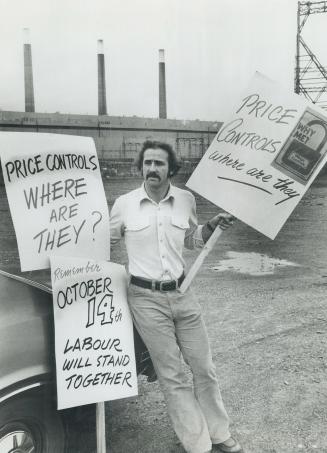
xmin=135 ymin=140 xmax=181 ymax=177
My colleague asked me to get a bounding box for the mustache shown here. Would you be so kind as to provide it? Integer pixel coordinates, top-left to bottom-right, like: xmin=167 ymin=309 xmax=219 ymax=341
xmin=146 ymin=172 xmax=160 ymax=180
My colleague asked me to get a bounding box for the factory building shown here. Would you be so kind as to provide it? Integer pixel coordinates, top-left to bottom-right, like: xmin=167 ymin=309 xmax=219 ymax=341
xmin=0 ymin=110 xmax=219 ymax=176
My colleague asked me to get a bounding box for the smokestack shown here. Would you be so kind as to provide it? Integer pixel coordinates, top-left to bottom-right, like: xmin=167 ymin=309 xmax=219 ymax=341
xmin=23 ymin=28 xmax=35 ymax=112
xmin=97 ymin=39 xmax=107 ymax=115
xmin=158 ymin=49 xmax=167 ymax=119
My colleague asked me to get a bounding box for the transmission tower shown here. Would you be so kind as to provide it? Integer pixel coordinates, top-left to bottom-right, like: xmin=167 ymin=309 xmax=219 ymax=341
xmin=295 ymin=1 xmax=327 ymax=110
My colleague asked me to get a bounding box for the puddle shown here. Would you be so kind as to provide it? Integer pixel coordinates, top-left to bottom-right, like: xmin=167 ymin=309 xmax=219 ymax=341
xmin=211 ymin=251 xmax=300 ymax=276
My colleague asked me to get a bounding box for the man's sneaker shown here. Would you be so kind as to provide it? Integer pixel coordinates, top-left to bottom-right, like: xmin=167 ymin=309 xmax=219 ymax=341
xmin=213 ymin=436 xmax=243 ymax=453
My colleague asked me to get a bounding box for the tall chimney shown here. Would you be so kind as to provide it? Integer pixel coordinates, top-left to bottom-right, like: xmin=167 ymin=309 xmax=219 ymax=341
xmin=158 ymin=49 xmax=167 ymax=119
xmin=97 ymin=39 xmax=107 ymax=115
xmin=23 ymin=28 xmax=35 ymax=112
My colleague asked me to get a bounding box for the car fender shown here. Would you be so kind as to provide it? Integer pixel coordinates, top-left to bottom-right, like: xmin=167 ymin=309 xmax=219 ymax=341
xmin=0 ymin=270 xmax=54 ymax=401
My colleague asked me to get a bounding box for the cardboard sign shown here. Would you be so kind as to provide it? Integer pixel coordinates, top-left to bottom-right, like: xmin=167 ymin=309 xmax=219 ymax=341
xmin=187 ymin=73 xmax=327 ymax=239
xmin=0 ymin=132 xmax=110 ymax=270
xmin=51 ymin=256 xmax=138 ymax=410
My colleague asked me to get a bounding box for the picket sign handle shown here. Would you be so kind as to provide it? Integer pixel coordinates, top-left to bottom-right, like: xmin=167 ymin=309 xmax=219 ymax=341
xmin=96 ymin=402 xmax=107 ymax=453
xmin=179 ymin=226 xmax=223 ymax=294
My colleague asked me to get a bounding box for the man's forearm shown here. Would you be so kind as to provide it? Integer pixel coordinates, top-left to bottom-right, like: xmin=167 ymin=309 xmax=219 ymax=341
xmin=202 ymin=221 xmax=216 ymax=243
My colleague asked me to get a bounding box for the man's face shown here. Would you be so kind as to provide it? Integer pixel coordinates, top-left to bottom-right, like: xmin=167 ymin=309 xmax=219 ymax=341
xmin=142 ymin=148 xmax=170 ymax=189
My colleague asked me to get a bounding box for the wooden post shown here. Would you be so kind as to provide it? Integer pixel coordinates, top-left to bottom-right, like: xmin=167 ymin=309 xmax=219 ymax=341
xmin=96 ymin=402 xmax=107 ymax=453
xmin=179 ymin=226 xmax=223 ymax=294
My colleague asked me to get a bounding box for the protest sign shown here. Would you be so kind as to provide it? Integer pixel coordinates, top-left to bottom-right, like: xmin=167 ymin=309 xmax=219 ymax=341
xmin=0 ymin=132 xmax=110 ymax=271
xmin=51 ymin=256 xmax=137 ymax=410
xmin=187 ymin=72 xmax=327 ymax=239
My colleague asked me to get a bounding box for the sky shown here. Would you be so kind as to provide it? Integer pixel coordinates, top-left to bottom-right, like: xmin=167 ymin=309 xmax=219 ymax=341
xmin=0 ymin=0 xmax=326 ymax=121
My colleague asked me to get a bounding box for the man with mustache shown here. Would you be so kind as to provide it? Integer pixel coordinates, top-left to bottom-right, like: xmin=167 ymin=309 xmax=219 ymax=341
xmin=110 ymin=140 xmax=242 ymax=453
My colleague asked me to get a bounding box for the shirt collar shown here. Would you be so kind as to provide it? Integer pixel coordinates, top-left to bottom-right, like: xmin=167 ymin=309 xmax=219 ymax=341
xmin=139 ymin=182 xmax=176 ymax=204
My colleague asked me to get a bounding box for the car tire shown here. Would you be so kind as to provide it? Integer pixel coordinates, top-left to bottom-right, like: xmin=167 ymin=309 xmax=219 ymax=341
xmin=0 ymin=385 xmax=65 ymax=453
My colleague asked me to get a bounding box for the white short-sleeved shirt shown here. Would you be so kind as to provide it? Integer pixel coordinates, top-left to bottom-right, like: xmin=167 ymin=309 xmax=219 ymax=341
xmin=110 ymin=183 xmax=204 ymax=280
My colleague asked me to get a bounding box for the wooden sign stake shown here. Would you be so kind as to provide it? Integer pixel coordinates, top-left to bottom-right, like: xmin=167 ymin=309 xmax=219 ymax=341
xmin=179 ymin=226 xmax=223 ymax=294
xmin=96 ymin=402 xmax=107 ymax=453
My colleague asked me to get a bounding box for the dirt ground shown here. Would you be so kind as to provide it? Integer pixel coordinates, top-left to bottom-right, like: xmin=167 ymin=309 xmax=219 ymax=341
xmin=0 ymin=175 xmax=327 ymax=453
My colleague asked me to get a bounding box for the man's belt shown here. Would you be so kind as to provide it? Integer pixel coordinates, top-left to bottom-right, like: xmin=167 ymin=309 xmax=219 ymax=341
xmin=130 ymin=273 xmax=185 ymax=292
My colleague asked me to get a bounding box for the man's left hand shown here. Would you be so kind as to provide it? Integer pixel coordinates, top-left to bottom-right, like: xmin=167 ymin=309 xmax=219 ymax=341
xmin=209 ymin=213 xmax=236 ymax=231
